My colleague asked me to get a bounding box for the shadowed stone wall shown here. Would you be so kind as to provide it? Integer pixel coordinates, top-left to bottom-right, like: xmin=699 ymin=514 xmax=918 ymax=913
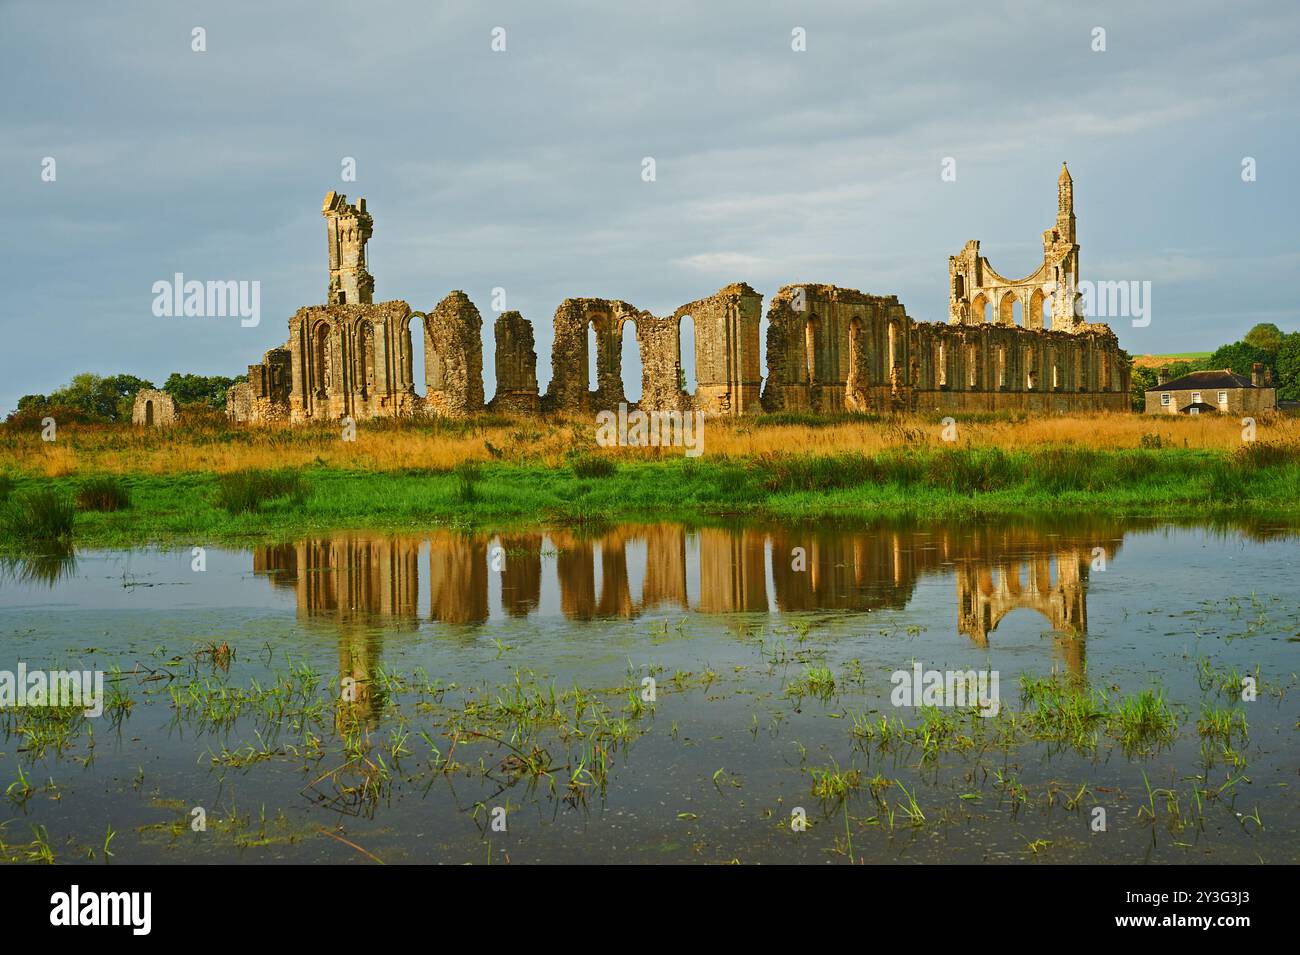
xmin=487 ymin=311 xmax=540 ymax=414
xmin=422 ymin=291 xmax=485 ymax=418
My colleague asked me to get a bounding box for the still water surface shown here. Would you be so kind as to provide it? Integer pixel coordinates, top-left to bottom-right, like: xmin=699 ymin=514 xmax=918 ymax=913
xmin=0 ymin=517 xmax=1295 ymax=863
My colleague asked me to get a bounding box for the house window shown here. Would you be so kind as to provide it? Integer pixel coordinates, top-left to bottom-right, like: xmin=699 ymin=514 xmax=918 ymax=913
xmin=1160 ymin=393 xmax=1171 ymax=406
xmin=1191 ymin=391 xmax=1201 ymax=403
xmin=1218 ymin=391 xmax=1228 ymax=405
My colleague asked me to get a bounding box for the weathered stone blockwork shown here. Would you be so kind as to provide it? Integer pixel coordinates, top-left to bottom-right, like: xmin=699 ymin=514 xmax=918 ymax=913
xmin=228 ymin=172 xmax=1132 ymax=426
xmin=288 ymin=300 xmax=422 ymax=422
xmin=540 ymin=283 xmax=762 ymax=415
xmin=132 ymin=389 xmax=176 ymax=426
xmin=422 ymin=292 xmax=484 ymax=418
xmin=487 ymin=311 xmax=540 ymax=414
xmin=762 ymin=285 xmax=911 ymax=413
xmin=227 ymin=347 xmax=291 ymax=423
xmin=949 ymin=164 xmax=1082 ymax=331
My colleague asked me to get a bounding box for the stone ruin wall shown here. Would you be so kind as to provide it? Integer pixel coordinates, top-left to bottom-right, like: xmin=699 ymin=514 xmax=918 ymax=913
xmin=487 ymin=311 xmax=540 ymax=414
xmin=228 ymin=280 xmax=1130 ymax=424
xmin=223 ymin=174 xmax=1131 ymax=426
xmin=132 ymin=389 xmax=177 ymax=427
xmin=423 ymin=291 xmax=484 ymax=417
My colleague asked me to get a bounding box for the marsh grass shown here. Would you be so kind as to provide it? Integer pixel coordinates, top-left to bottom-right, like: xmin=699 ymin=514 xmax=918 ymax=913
xmin=787 ymin=665 xmax=836 ymax=702
xmin=75 ymin=475 xmax=131 ymax=511
xmin=810 ymin=762 xmax=861 ymax=806
xmin=0 ymin=488 xmax=75 ymax=546
xmin=214 ymin=469 xmax=307 ymax=514
xmin=571 ymin=455 xmax=617 ymax=479
xmin=1197 ymin=704 xmax=1248 ymax=743
xmin=1110 ymin=689 xmax=1179 ymax=754
xmin=454 ymin=462 xmax=482 ymax=503
xmin=7 ymin=412 xmax=1297 ymax=478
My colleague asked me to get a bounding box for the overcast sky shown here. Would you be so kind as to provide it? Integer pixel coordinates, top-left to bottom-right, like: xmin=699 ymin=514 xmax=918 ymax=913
xmin=2 ymin=0 xmax=1296 ymax=412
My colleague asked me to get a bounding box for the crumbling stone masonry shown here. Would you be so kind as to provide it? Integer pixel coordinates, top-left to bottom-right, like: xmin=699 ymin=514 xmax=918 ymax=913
xmin=487 ymin=311 xmax=540 ymax=414
xmin=132 ymin=389 xmax=176 ymax=427
xmin=540 ymin=283 xmax=762 ymax=415
xmin=761 ymin=285 xmax=911 ymax=413
xmin=541 ymin=298 xmax=652 ymax=414
xmin=287 ymin=300 xmax=422 ymax=421
xmin=226 ymin=347 xmax=291 ymax=422
xmin=323 ymin=191 xmax=374 ymax=306
xmin=422 ymin=292 xmax=484 ymax=417
xmin=226 ymin=170 xmax=1130 ymax=425
xmin=949 ymin=164 xmax=1082 ymax=331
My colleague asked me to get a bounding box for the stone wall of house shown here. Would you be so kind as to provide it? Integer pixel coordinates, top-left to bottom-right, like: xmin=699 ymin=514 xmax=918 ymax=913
xmin=1145 ymin=386 xmax=1277 ymax=416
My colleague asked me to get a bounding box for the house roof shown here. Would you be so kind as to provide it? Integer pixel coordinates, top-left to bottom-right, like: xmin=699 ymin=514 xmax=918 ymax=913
xmin=1147 ymin=369 xmax=1254 ymax=392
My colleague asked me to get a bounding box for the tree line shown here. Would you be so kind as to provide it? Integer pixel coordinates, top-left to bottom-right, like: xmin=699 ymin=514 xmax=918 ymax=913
xmin=6 ymin=373 xmax=243 ymax=425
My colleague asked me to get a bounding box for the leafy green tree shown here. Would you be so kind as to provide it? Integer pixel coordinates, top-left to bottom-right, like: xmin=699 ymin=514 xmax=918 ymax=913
xmin=1130 ymin=364 xmax=1157 ymax=411
xmin=13 ymin=394 xmax=49 ymax=414
xmin=1206 ymin=341 xmax=1272 ymax=379
xmin=1244 ymin=322 xmax=1284 ymax=353
xmin=1275 ymin=332 xmax=1300 ymax=402
xmin=163 ymin=373 xmax=237 ymax=409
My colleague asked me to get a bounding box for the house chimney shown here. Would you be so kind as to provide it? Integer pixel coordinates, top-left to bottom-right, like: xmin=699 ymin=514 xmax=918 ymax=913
xmin=1157 ymin=367 xmax=1169 ymax=386
xmin=1251 ymin=362 xmax=1263 ymax=387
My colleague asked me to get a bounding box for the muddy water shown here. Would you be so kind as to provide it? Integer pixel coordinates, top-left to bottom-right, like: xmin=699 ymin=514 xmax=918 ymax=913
xmin=0 ymin=517 xmax=1295 ymax=864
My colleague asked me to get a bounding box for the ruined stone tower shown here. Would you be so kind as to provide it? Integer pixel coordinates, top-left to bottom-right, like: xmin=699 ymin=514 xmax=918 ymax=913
xmin=323 ymin=192 xmax=374 ymax=305
xmin=948 ymin=163 xmax=1082 ymax=332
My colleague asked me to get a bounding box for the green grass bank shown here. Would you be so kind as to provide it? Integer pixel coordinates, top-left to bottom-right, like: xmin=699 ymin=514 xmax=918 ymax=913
xmin=3 ymin=444 xmax=1300 ymax=549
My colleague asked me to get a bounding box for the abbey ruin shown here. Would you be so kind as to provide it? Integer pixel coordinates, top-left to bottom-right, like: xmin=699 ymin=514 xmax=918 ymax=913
xmin=225 ymin=165 xmax=1129 ymax=424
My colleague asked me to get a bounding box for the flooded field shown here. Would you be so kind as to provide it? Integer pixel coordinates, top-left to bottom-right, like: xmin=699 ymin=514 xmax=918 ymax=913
xmin=0 ymin=517 xmax=1295 ymax=864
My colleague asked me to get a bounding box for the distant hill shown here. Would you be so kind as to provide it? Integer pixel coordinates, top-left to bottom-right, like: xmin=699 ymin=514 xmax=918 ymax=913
xmin=1132 ymin=352 xmax=1211 ymax=369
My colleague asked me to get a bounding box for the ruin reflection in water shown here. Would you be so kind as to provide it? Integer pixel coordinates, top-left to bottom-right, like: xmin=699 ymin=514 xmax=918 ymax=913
xmin=252 ymin=522 xmax=1122 ymax=696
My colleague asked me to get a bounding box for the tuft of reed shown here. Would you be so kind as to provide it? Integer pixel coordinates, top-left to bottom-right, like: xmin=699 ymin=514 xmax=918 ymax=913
xmin=213 ymin=469 xmax=307 ymax=514
xmin=453 ymin=462 xmax=482 ymax=504
xmin=0 ymin=488 xmax=76 ymax=545
xmin=571 ymin=456 xmax=617 ymax=479
xmin=76 ymin=476 xmax=131 ymax=512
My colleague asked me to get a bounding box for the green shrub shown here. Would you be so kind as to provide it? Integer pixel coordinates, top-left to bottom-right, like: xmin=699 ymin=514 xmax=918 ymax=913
xmin=76 ymin=476 xmax=131 ymax=512
xmin=214 ymin=469 xmax=307 ymax=514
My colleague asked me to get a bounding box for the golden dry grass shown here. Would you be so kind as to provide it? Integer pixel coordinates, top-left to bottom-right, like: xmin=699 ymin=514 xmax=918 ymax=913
xmin=2 ymin=411 xmax=1296 ymax=477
